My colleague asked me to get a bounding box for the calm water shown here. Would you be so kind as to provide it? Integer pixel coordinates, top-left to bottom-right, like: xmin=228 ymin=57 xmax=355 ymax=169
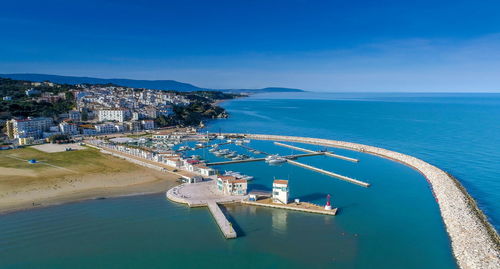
xmin=2 ymin=92 xmax=499 ymax=268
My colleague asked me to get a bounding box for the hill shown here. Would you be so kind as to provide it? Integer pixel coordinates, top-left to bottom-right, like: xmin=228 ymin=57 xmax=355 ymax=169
xmin=0 ymin=73 xmax=305 ymax=93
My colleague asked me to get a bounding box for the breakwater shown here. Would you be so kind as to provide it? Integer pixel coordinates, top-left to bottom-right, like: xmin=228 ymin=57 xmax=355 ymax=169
xmin=218 ymin=133 xmax=500 ymax=269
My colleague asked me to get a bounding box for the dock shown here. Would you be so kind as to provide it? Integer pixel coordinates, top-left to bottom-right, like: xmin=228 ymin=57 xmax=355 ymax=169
xmin=206 ymin=152 xmax=323 ymax=166
xmin=238 ymin=144 xmax=269 ymax=155
xmin=274 ymin=142 xmax=359 ymax=162
xmin=207 ymin=201 xmax=237 ymax=239
xmin=206 ymin=158 xmax=266 ymax=166
xmin=286 ymin=159 xmax=370 ymax=187
xmin=242 ymin=198 xmax=338 ymax=215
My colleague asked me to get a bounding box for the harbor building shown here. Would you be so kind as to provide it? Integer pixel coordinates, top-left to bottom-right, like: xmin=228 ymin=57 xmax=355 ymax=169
xmin=272 ymin=179 xmax=289 ymax=204
xmin=217 ymin=176 xmax=248 ymax=195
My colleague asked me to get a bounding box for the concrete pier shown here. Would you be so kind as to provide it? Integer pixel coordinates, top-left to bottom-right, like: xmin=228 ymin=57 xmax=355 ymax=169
xmin=207 ymin=201 xmax=237 ymax=239
xmin=206 ymin=158 xmax=266 ymax=166
xmin=274 ymin=142 xmax=359 ymax=162
xmin=286 ymin=159 xmax=370 ymax=187
xmin=242 ymin=198 xmax=338 ymax=215
xmin=206 ymin=153 xmax=323 ymax=166
xmin=238 ymin=144 xmax=269 ymax=155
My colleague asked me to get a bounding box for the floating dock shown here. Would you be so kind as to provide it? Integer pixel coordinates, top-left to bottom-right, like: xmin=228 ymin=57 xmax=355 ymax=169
xmin=206 ymin=158 xmax=266 ymax=166
xmin=242 ymin=198 xmax=338 ymax=215
xmin=238 ymin=144 xmax=269 ymax=155
xmin=206 ymin=152 xmax=323 ymax=166
xmin=274 ymin=142 xmax=359 ymax=162
xmin=286 ymin=159 xmax=370 ymax=187
xmin=207 ymin=201 xmax=237 ymax=239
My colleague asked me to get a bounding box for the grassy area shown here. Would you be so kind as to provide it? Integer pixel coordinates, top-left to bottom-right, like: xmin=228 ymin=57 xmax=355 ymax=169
xmin=0 ymin=146 xmax=138 ymax=182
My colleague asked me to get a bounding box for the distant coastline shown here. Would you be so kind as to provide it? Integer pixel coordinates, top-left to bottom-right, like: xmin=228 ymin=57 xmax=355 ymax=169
xmin=0 ymin=73 xmax=305 ymax=93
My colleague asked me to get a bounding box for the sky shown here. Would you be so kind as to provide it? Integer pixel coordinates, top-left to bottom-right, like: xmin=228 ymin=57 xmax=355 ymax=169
xmin=1 ymin=0 xmax=500 ymax=91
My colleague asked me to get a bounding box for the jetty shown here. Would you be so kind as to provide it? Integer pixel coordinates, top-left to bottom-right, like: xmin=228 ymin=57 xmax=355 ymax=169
xmin=166 ymin=180 xmax=244 ymax=239
xmin=274 ymin=142 xmax=359 ymax=162
xmin=242 ymin=198 xmax=337 ymax=215
xmin=286 ymin=159 xmax=370 ymax=187
xmin=207 ymin=201 xmax=237 ymax=239
xmin=205 ymin=152 xmax=323 ymax=166
xmin=238 ymin=144 xmax=269 ymax=155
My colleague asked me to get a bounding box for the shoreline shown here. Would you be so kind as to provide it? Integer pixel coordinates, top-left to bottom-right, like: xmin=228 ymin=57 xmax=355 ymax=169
xmin=0 ymin=177 xmax=179 ymax=216
xmin=219 ymin=133 xmax=499 ymax=269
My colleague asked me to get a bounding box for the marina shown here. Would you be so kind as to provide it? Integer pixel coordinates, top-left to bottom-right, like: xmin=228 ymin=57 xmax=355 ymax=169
xmin=274 ymin=142 xmax=359 ymax=162
xmin=286 ymin=159 xmax=370 ymax=187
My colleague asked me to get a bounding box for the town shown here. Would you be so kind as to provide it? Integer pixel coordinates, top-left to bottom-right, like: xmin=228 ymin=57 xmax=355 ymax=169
xmin=0 ymin=78 xmax=234 ymax=147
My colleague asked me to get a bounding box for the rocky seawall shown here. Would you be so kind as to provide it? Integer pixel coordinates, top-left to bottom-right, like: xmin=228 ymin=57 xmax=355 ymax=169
xmin=221 ymin=133 xmax=500 ymax=269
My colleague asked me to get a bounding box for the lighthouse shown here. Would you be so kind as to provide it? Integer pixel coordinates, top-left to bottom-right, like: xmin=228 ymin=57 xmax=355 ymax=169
xmin=324 ymin=194 xmax=332 ymax=210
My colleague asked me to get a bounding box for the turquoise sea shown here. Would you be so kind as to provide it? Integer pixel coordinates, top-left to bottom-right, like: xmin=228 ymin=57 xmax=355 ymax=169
xmin=1 ymin=92 xmax=499 ymax=268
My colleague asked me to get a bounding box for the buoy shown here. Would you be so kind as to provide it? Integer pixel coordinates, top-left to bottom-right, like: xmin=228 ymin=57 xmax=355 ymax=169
xmin=324 ymin=194 xmax=332 ymax=210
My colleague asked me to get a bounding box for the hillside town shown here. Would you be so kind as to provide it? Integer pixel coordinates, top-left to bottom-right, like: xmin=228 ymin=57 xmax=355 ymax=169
xmin=0 ymin=79 xmax=236 ymax=147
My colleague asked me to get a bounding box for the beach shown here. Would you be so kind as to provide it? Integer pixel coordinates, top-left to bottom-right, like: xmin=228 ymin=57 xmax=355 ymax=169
xmin=0 ymin=146 xmax=179 ymax=214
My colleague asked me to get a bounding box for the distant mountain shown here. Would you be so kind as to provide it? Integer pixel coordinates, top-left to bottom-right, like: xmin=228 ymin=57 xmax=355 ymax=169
xmin=0 ymin=73 xmax=305 ymax=93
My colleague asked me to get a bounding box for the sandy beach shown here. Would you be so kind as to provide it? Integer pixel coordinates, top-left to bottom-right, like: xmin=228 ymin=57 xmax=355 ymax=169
xmin=0 ymin=146 xmax=180 ymax=214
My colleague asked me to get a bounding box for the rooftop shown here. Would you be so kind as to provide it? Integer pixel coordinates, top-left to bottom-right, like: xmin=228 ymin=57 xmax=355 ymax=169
xmin=273 ymin=179 xmax=288 ymax=185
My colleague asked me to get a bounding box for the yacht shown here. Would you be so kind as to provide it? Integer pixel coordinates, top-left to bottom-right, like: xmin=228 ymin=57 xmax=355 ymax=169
xmin=265 ymin=155 xmax=286 ymax=165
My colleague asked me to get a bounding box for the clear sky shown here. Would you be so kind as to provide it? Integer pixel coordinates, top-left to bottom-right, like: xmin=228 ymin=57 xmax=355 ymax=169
xmin=1 ymin=0 xmax=499 ymax=91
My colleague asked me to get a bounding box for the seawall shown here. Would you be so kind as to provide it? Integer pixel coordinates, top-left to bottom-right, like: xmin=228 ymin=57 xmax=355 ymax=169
xmin=218 ymin=133 xmax=500 ymax=269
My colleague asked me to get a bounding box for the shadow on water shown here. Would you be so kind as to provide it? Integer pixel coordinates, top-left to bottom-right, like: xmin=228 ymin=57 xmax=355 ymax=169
xmin=295 ymin=192 xmax=329 ymax=202
xmin=219 ymin=205 xmax=246 ymax=237
xmin=248 ymin=184 xmax=271 ymax=192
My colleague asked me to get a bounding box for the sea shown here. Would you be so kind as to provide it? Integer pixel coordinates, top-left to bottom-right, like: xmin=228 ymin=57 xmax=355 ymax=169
xmin=1 ymin=92 xmax=499 ymax=269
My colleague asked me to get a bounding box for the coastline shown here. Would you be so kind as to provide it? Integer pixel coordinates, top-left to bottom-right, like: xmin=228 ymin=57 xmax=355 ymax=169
xmin=0 ymin=178 xmax=178 ymax=215
xmin=219 ymin=133 xmax=500 ymax=269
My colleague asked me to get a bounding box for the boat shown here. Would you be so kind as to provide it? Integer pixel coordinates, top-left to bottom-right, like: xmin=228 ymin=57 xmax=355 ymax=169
xmin=195 ymin=143 xmax=203 ymax=148
xmin=209 ymin=147 xmax=218 ymax=152
xmin=179 ymin=146 xmax=189 ymax=151
xmin=232 ymin=155 xmax=245 ymax=160
xmin=223 ymin=171 xmax=253 ymax=180
xmin=225 ymin=152 xmax=237 ymax=158
xmin=191 ymin=155 xmax=201 ymax=160
xmin=265 ymin=155 xmax=286 ymax=165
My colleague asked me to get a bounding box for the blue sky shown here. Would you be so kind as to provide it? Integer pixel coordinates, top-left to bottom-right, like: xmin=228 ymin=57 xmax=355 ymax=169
xmin=1 ymin=0 xmax=499 ymax=91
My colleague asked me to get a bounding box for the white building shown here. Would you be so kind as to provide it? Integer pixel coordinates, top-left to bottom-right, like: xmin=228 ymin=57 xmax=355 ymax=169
xmin=59 ymin=122 xmax=78 ymax=135
xmin=95 ymin=123 xmax=116 ymax=134
xmin=272 ymin=179 xmax=289 ymax=204
xmin=165 ymin=158 xmax=182 ymax=168
xmin=98 ymin=109 xmax=128 ymax=122
xmin=217 ymin=176 xmax=248 ymax=196
xmin=194 ymin=164 xmax=216 ymax=177
xmin=8 ymin=117 xmax=53 ymax=139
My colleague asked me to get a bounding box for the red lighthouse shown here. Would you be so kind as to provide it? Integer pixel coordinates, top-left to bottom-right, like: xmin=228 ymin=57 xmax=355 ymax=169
xmin=325 ymin=194 xmax=332 ymax=210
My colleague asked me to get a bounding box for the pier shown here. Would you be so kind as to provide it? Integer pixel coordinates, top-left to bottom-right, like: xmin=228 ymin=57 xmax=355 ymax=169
xmin=165 ymin=180 xmax=244 ymax=239
xmin=238 ymin=144 xmax=269 ymax=155
xmin=206 ymin=158 xmax=266 ymax=166
xmin=242 ymin=198 xmax=338 ymax=215
xmin=274 ymin=142 xmax=359 ymax=162
xmin=207 ymin=201 xmax=237 ymax=239
xmin=286 ymin=159 xmax=370 ymax=187
xmin=205 ymin=152 xmax=323 ymax=166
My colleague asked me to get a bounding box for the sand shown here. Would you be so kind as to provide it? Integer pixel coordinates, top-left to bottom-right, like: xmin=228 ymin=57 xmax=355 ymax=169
xmin=0 ymin=146 xmax=180 ymax=214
